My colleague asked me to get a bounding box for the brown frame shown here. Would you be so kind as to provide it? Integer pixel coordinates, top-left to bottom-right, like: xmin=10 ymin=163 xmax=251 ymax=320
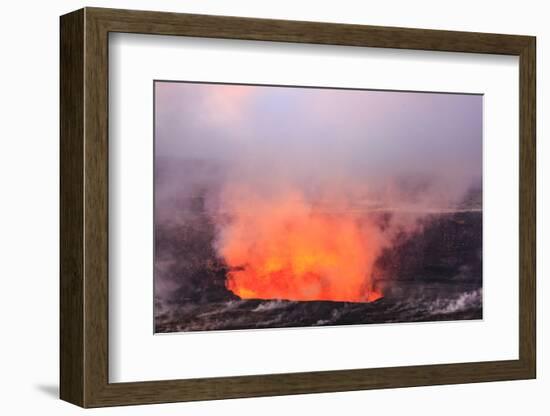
xmin=60 ymin=7 xmax=536 ymax=408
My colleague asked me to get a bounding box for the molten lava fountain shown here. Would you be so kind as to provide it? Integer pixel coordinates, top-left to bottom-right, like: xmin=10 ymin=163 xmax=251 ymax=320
xmin=216 ymin=189 xmax=383 ymax=303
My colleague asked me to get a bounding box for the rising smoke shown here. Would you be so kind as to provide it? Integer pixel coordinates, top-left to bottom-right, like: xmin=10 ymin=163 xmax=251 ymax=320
xmin=154 ymin=82 xmax=482 ymax=304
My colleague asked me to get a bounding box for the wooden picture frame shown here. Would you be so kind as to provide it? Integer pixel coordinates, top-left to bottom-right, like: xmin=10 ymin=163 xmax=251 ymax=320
xmin=60 ymin=7 xmax=536 ymax=408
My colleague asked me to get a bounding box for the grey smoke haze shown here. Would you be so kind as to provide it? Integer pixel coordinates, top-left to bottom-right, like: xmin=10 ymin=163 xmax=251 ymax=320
xmin=155 ymin=81 xmax=482 ymax=212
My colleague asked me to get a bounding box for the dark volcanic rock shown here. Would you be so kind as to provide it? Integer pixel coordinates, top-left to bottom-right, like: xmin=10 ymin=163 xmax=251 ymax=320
xmin=155 ymin=192 xmax=483 ymax=332
xmin=373 ymin=211 xmax=482 ymax=284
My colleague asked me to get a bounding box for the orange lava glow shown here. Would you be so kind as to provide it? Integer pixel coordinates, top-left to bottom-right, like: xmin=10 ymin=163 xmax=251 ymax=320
xmin=218 ymin=190 xmax=384 ymax=303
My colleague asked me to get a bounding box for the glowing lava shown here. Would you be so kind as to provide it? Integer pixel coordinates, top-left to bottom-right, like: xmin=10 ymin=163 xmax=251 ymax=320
xmin=217 ymin=189 xmax=383 ymax=303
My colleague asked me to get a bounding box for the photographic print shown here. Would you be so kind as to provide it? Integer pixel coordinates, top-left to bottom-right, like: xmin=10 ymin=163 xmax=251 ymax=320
xmin=154 ymin=81 xmax=482 ymax=333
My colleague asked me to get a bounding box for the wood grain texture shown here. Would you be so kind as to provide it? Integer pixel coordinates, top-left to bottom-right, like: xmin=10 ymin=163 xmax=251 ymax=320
xmin=89 ymin=7 xmax=532 ymax=54
xmin=59 ymin=7 xmax=537 ymax=408
xmin=59 ymin=8 xmax=84 ymax=407
xmin=83 ymin=9 xmax=110 ymax=406
xmin=518 ymin=38 xmax=536 ymax=376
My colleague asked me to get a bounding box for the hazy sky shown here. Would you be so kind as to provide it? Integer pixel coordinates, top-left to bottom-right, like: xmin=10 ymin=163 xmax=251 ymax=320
xmin=154 ymin=81 xmax=482 ymax=204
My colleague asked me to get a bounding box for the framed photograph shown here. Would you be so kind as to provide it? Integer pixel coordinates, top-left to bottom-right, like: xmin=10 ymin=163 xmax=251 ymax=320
xmin=60 ymin=7 xmax=536 ymax=407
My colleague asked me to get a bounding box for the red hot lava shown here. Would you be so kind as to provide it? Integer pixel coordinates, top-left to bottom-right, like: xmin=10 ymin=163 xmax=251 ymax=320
xmin=217 ymin=190 xmax=383 ymax=303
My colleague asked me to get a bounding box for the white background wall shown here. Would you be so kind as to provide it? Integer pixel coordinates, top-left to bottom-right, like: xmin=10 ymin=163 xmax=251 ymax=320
xmin=0 ymin=0 xmax=546 ymax=414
